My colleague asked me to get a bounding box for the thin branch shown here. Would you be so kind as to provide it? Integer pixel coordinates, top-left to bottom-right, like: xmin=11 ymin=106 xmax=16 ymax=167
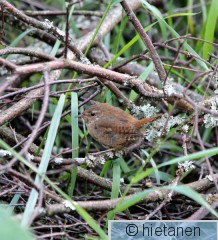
xmin=121 ymin=0 xmax=167 ymax=82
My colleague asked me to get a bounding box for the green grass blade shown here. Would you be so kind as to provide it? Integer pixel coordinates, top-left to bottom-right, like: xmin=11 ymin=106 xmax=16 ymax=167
xmin=104 ymin=12 xmax=197 ymax=69
xmin=202 ymin=0 xmax=218 ymax=59
xmin=0 ymin=207 xmax=34 ymax=240
xmin=158 ymin=147 xmax=218 ymax=168
xmin=84 ymin=0 xmax=113 ymax=56
xmin=67 ymin=92 xmax=79 ymax=197
xmin=139 ymin=62 xmax=154 ymax=81
xmin=10 ymin=29 xmax=35 ymax=47
xmin=107 ymin=159 xmax=121 ymax=221
xmin=0 ymin=139 xmax=107 ymax=239
xmin=9 ymin=188 xmax=22 ymax=212
xmin=132 ymin=146 xmax=218 ymax=184
xmin=142 ymin=149 xmax=160 ymax=185
xmin=114 ymin=185 xmax=218 ymax=217
xmin=141 ymin=0 xmax=209 ymax=70
xmin=21 ymin=94 xmax=66 ymax=227
xmin=111 ymin=159 xmax=121 ymax=199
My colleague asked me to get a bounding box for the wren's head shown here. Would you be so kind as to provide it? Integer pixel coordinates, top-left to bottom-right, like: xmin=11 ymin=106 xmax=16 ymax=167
xmin=82 ymin=103 xmax=103 ymax=124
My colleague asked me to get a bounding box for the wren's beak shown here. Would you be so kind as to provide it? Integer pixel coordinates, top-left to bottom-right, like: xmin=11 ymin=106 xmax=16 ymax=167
xmin=74 ymin=114 xmax=82 ymax=118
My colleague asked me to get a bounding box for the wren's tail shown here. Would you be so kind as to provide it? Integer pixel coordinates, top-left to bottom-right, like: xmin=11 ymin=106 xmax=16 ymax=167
xmin=135 ymin=113 xmax=162 ymax=128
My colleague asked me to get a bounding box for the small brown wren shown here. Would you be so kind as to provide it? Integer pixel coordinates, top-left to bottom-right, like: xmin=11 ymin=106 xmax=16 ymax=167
xmin=82 ymin=103 xmax=162 ymax=153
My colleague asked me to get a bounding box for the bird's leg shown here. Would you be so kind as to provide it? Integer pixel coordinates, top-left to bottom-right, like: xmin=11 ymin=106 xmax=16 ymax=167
xmin=92 ymin=148 xmax=114 ymax=156
xmin=123 ymin=138 xmax=144 ymax=155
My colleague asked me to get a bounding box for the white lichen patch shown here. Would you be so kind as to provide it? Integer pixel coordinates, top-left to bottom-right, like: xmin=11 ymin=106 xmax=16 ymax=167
xmin=123 ymin=78 xmax=130 ymax=86
xmin=0 ymin=150 xmax=11 ymax=157
xmin=63 ymin=200 xmax=76 ymax=211
xmin=131 ymin=104 xmax=159 ymax=118
xmin=210 ymin=98 xmax=218 ymax=110
xmin=204 ymin=114 xmax=218 ymax=128
xmin=205 ymin=175 xmax=213 ymax=182
xmin=85 ymin=155 xmax=96 ymax=167
xmin=38 ymin=208 xmax=46 ymax=214
xmin=86 ymin=159 xmax=94 ymax=168
xmin=115 ymin=150 xmax=124 ymax=157
xmin=178 ymin=160 xmax=195 ymax=172
xmin=167 ymin=192 xmax=173 ymax=200
xmin=106 ymin=151 xmax=114 ymax=159
xmin=163 ymin=115 xmax=183 ymax=132
xmin=98 ymin=155 xmax=106 ymax=164
xmin=54 ymin=158 xmax=63 ymax=164
xmin=56 ymin=28 xmax=65 ymax=37
xmin=80 ymin=55 xmax=91 ymax=65
xmin=144 ymin=128 xmax=159 ymax=142
xmin=88 ymin=154 xmax=96 ymax=161
xmin=26 ymin=153 xmax=34 ymax=161
xmin=181 ymin=124 xmax=189 ymax=133
xmin=123 ymin=76 xmax=136 ymax=87
xmin=144 ymin=114 xmax=185 ymax=142
xmin=164 ymin=79 xmax=176 ymax=96
xmin=204 ymin=98 xmax=218 ymax=128
xmin=43 ymin=19 xmax=54 ymax=29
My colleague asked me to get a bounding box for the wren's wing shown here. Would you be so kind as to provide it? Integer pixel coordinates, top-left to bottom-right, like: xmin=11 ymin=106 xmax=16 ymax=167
xmin=94 ymin=117 xmax=143 ymax=149
xmin=96 ymin=116 xmax=137 ymax=134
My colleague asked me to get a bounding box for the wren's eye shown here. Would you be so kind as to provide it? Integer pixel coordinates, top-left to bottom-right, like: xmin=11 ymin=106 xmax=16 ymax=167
xmin=90 ymin=111 xmax=96 ymax=116
xmin=89 ymin=110 xmax=100 ymax=117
